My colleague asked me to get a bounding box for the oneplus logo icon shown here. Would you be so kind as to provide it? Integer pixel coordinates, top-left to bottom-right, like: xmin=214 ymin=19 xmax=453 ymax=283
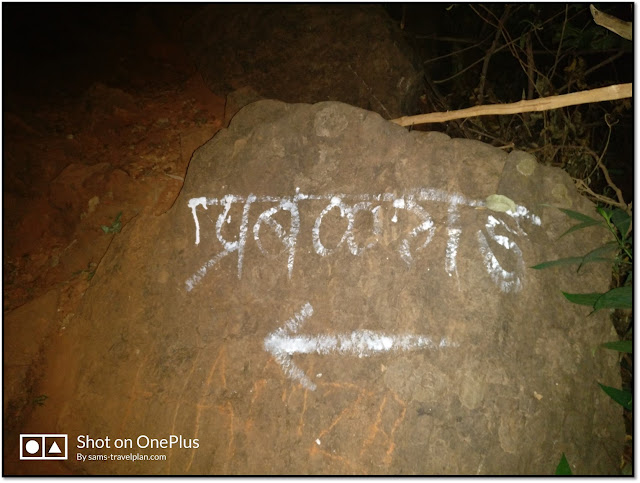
xmin=20 ymin=434 xmax=68 ymax=460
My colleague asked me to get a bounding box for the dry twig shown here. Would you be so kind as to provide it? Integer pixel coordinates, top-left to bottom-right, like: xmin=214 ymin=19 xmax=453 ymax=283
xmin=477 ymin=5 xmax=511 ymax=103
xmin=573 ymin=178 xmax=627 ymax=211
xmin=549 ymin=5 xmax=569 ymax=80
xmin=558 ymin=142 xmax=628 ymax=212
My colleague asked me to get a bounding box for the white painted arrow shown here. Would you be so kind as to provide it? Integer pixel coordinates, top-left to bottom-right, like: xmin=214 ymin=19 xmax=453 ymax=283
xmin=264 ymin=302 xmax=458 ymax=391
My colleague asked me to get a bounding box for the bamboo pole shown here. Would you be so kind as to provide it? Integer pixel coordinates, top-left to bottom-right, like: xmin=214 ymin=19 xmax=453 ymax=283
xmin=391 ymin=83 xmax=632 ymax=127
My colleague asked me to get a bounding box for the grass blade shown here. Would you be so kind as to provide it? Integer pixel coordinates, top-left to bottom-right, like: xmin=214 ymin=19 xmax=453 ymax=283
xmin=611 ymin=209 xmax=631 ymax=238
xmin=600 ymin=340 xmax=632 ymax=353
xmin=558 ymin=220 xmax=605 ymax=239
xmin=558 ymin=208 xmax=602 ymax=224
xmin=598 ymin=383 xmax=632 ymax=411
xmin=555 ymin=453 xmax=572 ymax=475
xmin=530 ymin=257 xmax=584 ymax=270
xmin=594 ymin=286 xmax=632 ymax=311
xmin=531 ymin=242 xmax=617 ymax=271
xmin=562 ymin=292 xmax=602 ymax=307
xmin=577 ymin=242 xmax=618 ymax=271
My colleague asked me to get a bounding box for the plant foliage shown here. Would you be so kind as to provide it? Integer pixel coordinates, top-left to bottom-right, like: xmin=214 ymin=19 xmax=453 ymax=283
xmin=555 ymin=453 xmax=572 ymax=475
xmin=533 ymin=205 xmax=632 ymax=425
xmin=532 ymin=206 xmax=632 ymax=314
xmin=101 ymin=212 xmax=123 ymax=234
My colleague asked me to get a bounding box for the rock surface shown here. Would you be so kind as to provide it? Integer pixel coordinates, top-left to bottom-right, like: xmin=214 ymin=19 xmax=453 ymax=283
xmin=183 ymin=4 xmax=424 ymax=119
xmin=50 ymin=101 xmax=622 ymax=474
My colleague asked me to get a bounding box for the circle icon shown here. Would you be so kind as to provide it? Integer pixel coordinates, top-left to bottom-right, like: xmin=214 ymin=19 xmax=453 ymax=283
xmin=25 ymin=439 xmax=40 ymax=455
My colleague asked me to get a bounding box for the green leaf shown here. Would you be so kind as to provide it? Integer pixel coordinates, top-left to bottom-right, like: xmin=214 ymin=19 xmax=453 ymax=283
xmin=554 ymin=208 xmax=606 ymax=239
xmin=611 ymin=209 xmax=631 ymax=238
xmin=582 ymin=242 xmax=618 ymax=260
xmin=596 ymin=206 xmax=613 ymax=223
xmin=112 ymin=212 xmax=123 ymax=233
xmin=562 ymin=292 xmax=602 ymax=307
xmin=558 ymin=208 xmax=602 ymax=224
xmin=555 ymin=453 xmax=572 ymax=475
xmin=598 ymin=383 xmax=632 ymax=411
xmin=577 ymin=242 xmax=618 ymax=271
xmin=101 ymin=212 xmax=123 ymax=234
xmin=600 ymin=340 xmax=632 ymax=353
xmin=485 ymin=194 xmax=517 ymax=213
xmin=559 ymin=220 xmax=605 ymax=239
xmin=530 ymin=257 xmax=584 ymax=270
xmin=531 ymin=242 xmax=617 ymax=271
xmin=563 ymin=287 xmax=632 ymax=312
xmin=594 ymin=286 xmax=632 ymax=311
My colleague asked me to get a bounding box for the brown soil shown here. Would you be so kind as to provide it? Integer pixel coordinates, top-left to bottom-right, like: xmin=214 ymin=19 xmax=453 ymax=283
xmin=3 ymin=5 xmax=223 ymax=474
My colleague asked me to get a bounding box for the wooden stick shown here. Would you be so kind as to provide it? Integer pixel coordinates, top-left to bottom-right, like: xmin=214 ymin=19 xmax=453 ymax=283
xmin=590 ymin=4 xmax=632 ymax=41
xmin=391 ymin=83 xmax=632 ymax=127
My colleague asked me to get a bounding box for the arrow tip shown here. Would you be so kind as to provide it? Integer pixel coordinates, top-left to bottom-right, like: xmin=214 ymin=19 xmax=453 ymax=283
xmin=275 ymin=352 xmax=317 ymax=391
xmin=284 ymin=302 xmax=314 ymax=334
xmin=266 ymin=302 xmax=317 ymax=390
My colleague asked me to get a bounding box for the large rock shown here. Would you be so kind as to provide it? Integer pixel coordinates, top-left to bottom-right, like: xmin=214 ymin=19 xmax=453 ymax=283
xmin=50 ymin=101 xmax=622 ymax=474
xmin=183 ymin=5 xmax=423 ymax=119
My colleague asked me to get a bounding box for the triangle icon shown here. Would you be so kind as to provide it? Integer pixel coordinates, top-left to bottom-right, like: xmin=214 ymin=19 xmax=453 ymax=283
xmin=48 ymin=441 xmax=62 ymax=454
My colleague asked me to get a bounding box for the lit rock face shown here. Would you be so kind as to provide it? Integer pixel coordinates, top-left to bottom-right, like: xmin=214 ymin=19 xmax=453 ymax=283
xmin=59 ymin=101 xmax=622 ymax=475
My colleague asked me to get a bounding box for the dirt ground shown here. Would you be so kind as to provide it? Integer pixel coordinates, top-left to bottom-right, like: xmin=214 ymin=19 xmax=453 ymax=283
xmin=3 ymin=5 xmax=224 ymax=474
